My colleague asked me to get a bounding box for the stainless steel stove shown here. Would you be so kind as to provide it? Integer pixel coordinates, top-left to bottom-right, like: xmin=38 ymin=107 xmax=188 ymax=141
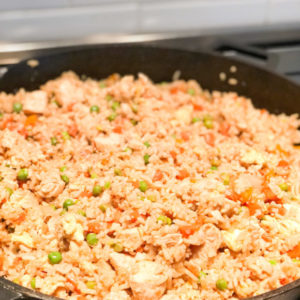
xmin=1 ymin=27 xmax=300 ymax=84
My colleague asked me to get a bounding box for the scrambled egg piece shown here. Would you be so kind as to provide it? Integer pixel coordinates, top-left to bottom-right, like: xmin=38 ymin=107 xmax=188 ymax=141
xmin=130 ymin=261 xmax=169 ymax=300
xmin=116 ymin=228 xmax=143 ymax=251
xmin=80 ymin=260 xmax=97 ymax=273
xmin=23 ymin=91 xmax=48 ymax=114
xmin=174 ymin=107 xmax=192 ymax=125
xmin=283 ymin=203 xmax=300 ymax=221
xmin=241 ymin=149 xmax=266 ymax=166
xmin=104 ymin=291 xmax=130 ymax=300
xmin=11 ymin=232 xmax=34 ymax=248
xmin=261 ymin=215 xmax=300 ymax=236
xmin=62 ymin=213 xmax=84 ymax=242
xmin=222 ymin=229 xmax=243 ymax=252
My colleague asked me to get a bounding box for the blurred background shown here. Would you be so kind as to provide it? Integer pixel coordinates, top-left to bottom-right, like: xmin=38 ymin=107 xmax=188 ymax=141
xmin=0 ymin=0 xmax=299 ymax=43
xmin=0 ymin=0 xmax=300 ymax=83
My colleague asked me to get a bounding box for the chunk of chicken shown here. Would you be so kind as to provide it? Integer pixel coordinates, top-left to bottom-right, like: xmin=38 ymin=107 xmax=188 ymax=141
xmin=189 ymin=224 xmax=222 ymax=265
xmin=98 ymin=260 xmax=116 ymax=289
xmin=55 ymin=76 xmax=85 ymax=108
xmin=115 ymin=227 xmax=143 ymax=251
xmin=174 ymin=106 xmax=193 ymax=125
xmin=23 ymin=91 xmax=48 ymax=114
xmin=104 ymin=291 xmax=130 ymax=300
xmin=94 ymin=133 xmax=123 ymax=152
xmin=129 ymin=261 xmax=169 ymax=300
xmin=35 ymin=170 xmax=65 ymax=199
xmin=1 ymin=129 xmax=18 ymax=149
xmin=109 ymin=252 xmax=135 ymax=277
xmin=11 ymin=232 xmax=33 ymax=248
xmin=62 ymin=213 xmax=84 ymax=242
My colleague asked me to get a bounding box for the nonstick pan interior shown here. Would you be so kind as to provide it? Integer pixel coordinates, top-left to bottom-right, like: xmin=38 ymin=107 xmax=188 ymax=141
xmin=0 ymin=45 xmax=299 ymax=300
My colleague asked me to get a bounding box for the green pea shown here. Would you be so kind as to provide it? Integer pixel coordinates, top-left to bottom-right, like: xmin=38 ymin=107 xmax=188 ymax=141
xmin=144 ymin=141 xmax=150 ymax=148
xmin=92 ymin=185 xmax=103 ymax=197
xmin=61 ymin=174 xmax=69 ymax=184
xmin=269 ymin=259 xmax=277 ymax=266
xmin=53 ymin=100 xmax=61 ymax=107
xmin=157 ymin=215 xmax=172 ymax=225
xmin=187 ymin=88 xmax=195 ymax=95
xmin=111 ymin=101 xmax=120 ymax=111
xmin=13 ymin=102 xmax=23 ymax=113
xmin=104 ymin=181 xmax=111 ymax=189
xmin=5 ymin=187 xmax=13 ymax=196
xmin=50 ymin=136 xmax=58 ymax=146
xmin=292 ymin=259 xmax=300 ymax=265
xmin=77 ymin=210 xmax=86 ymax=217
xmin=114 ymin=169 xmax=122 ymax=176
xmin=123 ymin=147 xmax=132 ymax=153
xmin=139 ymin=180 xmax=148 ymax=192
xmin=192 ymin=117 xmax=201 ymax=124
xmin=99 ymin=204 xmax=107 ymax=213
xmin=17 ymin=168 xmax=28 ymax=181
xmin=48 ymin=251 xmax=62 ymax=264
xmin=198 ymin=271 xmax=208 ymax=283
xmin=30 ymin=277 xmax=36 ymax=289
xmin=203 ymin=115 xmax=213 ymax=129
xmin=62 ymin=131 xmax=71 ymax=141
xmin=107 ymin=112 xmax=117 ymax=121
xmin=144 ymin=154 xmax=150 ymax=165
xmin=99 ymin=82 xmax=106 ymax=88
xmin=59 ymin=166 xmax=67 ymax=172
xmin=86 ymin=281 xmax=96 ymax=289
xmin=86 ymin=233 xmax=99 ymax=246
xmin=111 ymin=242 xmax=123 ymax=252
xmin=105 ymin=94 xmax=112 ymax=101
xmin=130 ymin=119 xmax=138 ymax=126
xmin=89 ymin=169 xmax=98 ymax=179
xmin=147 ymin=195 xmax=156 ymax=202
xmin=131 ymin=104 xmax=138 ymax=114
xmin=63 ymin=199 xmax=74 ymax=211
xmin=210 ymin=166 xmax=218 ymax=171
xmin=221 ymin=173 xmax=230 ymax=185
xmin=0 ymin=112 xmax=3 ymax=119
xmin=90 ymin=105 xmax=100 ymax=113
xmin=279 ymin=183 xmax=289 ymax=192
xmin=216 ymin=279 xmax=228 ymax=291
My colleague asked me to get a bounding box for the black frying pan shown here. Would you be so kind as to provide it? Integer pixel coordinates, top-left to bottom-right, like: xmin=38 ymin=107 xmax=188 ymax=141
xmin=0 ymin=45 xmax=299 ymax=300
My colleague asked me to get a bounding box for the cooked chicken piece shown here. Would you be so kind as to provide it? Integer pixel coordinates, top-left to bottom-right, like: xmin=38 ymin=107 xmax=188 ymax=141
xmin=98 ymin=260 xmax=116 ymax=289
xmin=189 ymin=224 xmax=222 ymax=262
xmin=35 ymin=170 xmax=65 ymax=199
xmin=62 ymin=213 xmax=84 ymax=242
xmin=55 ymin=77 xmax=84 ymax=108
xmin=11 ymin=232 xmax=34 ymax=248
xmin=94 ymin=133 xmax=123 ymax=152
xmin=115 ymin=227 xmax=143 ymax=251
xmin=23 ymin=91 xmax=48 ymax=114
xmin=109 ymin=252 xmax=135 ymax=276
xmin=129 ymin=260 xmax=169 ymax=300
xmin=1 ymin=129 xmax=18 ymax=149
xmin=104 ymin=290 xmax=130 ymax=300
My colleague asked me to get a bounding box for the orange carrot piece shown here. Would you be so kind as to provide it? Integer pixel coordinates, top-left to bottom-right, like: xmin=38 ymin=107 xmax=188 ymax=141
xmin=176 ymin=169 xmax=189 ymax=180
xmin=287 ymin=243 xmax=300 ymax=259
xmin=25 ymin=114 xmax=37 ymax=127
xmin=153 ymin=169 xmax=163 ymax=182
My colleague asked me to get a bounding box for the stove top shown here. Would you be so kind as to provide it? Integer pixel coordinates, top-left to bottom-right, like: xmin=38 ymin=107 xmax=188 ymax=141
xmin=1 ymin=27 xmax=300 ymax=84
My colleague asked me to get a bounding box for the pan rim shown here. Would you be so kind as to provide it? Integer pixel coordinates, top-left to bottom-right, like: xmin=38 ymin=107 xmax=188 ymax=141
xmin=0 ymin=43 xmax=299 ymax=300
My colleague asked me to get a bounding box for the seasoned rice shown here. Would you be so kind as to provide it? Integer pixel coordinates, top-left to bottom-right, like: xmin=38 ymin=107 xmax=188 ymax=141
xmin=0 ymin=72 xmax=299 ymax=299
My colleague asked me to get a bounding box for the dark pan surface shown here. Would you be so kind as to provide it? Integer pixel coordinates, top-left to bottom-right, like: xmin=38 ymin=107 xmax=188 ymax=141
xmin=0 ymin=45 xmax=299 ymax=300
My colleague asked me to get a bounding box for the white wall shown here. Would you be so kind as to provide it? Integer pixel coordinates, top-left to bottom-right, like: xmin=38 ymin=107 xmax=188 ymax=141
xmin=0 ymin=0 xmax=299 ymax=42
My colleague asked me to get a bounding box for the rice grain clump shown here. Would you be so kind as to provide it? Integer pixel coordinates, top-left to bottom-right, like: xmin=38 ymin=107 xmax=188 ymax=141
xmin=0 ymin=71 xmax=299 ymax=299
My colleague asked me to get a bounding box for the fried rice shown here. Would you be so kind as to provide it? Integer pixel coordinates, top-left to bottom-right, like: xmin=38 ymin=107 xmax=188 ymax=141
xmin=0 ymin=71 xmax=299 ymax=300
